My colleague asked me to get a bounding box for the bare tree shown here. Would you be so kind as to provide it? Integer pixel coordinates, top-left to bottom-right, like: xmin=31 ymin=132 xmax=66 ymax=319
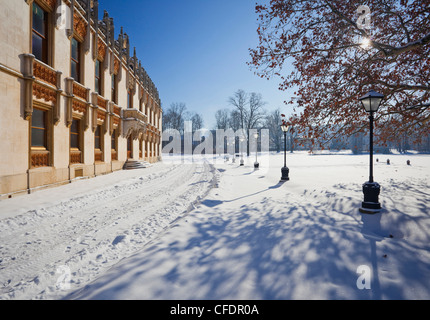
xmin=264 ymin=108 xmax=283 ymax=152
xmin=246 ymin=92 xmax=266 ymax=130
xmin=163 ymin=102 xmax=187 ymax=134
xmin=214 ymin=108 xmax=230 ymax=130
xmin=229 ymin=110 xmax=242 ymax=131
xmin=228 ymin=89 xmax=248 ymax=131
xmin=229 ymin=90 xmax=266 ymax=155
xmin=190 ymin=112 xmax=204 ymax=133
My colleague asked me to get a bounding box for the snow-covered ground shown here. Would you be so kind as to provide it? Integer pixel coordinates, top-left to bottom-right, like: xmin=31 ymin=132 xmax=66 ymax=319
xmin=1 ymin=152 xmax=430 ymax=300
xmin=0 ymin=161 xmax=215 ymax=299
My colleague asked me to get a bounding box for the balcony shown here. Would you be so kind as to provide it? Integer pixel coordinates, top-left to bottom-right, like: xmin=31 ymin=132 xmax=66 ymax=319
xmin=64 ymin=77 xmax=90 ymax=129
xmin=123 ymin=109 xmax=148 ymax=123
xmin=122 ymin=109 xmax=148 ymax=140
xmin=22 ymin=54 xmax=62 ymax=124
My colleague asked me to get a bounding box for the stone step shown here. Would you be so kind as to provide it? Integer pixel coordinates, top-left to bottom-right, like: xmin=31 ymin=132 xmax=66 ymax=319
xmin=123 ymin=160 xmax=151 ymax=170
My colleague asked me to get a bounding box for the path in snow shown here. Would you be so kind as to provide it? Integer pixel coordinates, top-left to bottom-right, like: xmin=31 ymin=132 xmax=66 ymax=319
xmin=0 ymin=161 xmax=215 ymax=300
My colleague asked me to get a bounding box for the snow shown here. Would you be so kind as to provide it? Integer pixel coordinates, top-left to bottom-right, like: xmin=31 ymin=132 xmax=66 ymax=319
xmin=1 ymin=152 xmax=429 ymax=300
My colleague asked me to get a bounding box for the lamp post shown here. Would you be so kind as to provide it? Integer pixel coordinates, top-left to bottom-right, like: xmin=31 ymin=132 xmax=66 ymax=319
xmin=280 ymin=124 xmax=290 ymax=181
xmin=240 ymin=137 xmax=245 ymax=166
xmin=232 ymin=140 xmax=236 ymax=163
xmin=254 ymin=132 xmax=259 ymax=169
xmin=359 ymin=89 xmax=384 ymax=213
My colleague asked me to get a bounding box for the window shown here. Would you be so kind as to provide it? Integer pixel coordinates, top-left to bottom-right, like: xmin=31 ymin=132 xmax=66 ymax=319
xmin=95 ymin=125 xmax=103 ymax=162
xmin=71 ymin=37 xmax=81 ymax=82
xmin=111 ymin=129 xmax=117 ymax=151
xmin=31 ymin=108 xmax=47 ymax=149
xmin=111 ymin=74 xmax=117 ymax=104
xmin=70 ymin=119 xmax=80 ymax=150
xmin=95 ymin=59 xmax=103 ymax=95
xmin=70 ymin=118 xmax=82 ymax=164
xmin=30 ymin=107 xmax=50 ymax=168
xmin=127 ymin=90 xmax=133 ymax=109
xmin=95 ymin=125 xmax=101 ymax=150
xmin=111 ymin=129 xmax=117 ymax=161
xmin=32 ymin=3 xmax=49 ymax=64
xmin=139 ymin=98 xmax=143 ymax=113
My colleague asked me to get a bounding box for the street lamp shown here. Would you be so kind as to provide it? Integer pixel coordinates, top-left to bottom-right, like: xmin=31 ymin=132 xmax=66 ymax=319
xmin=254 ymin=132 xmax=259 ymax=169
xmin=232 ymin=140 xmax=236 ymax=163
xmin=359 ymin=89 xmax=384 ymax=213
xmin=280 ymin=123 xmax=290 ymax=181
xmin=240 ymin=137 xmax=245 ymax=166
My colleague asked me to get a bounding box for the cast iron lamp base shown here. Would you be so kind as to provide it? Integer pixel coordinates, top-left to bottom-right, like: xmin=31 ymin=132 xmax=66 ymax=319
xmin=359 ymin=181 xmax=381 ymax=214
xmin=281 ymin=166 xmax=290 ymax=181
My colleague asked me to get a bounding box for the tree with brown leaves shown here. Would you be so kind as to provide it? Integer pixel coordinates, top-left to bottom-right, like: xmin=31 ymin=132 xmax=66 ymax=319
xmin=249 ymin=0 xmax=430 ymax=147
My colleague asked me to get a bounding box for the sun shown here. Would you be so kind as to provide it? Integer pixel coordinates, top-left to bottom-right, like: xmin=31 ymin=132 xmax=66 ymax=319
xmin=360 ymin=37 xmax=371 ymax=49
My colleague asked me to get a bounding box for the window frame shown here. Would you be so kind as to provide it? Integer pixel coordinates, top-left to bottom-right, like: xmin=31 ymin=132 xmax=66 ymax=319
xmin=94 ymin=124 xmax=104 ymax=162
xmin=127 ymin=90 xmax=133 ymax=109
xmin=111 ymin=128 xmax=117 ymax=152
xmin=70 ymin=118 xmax=81 ymax=151
xmin=31 ymin=2 xmax=50 ymax=65
xmin=30 ymin=105 xmax=52 ymax=168
xmin=71 ymin=37 xmax=82 ymax=83
xmin=31 ymin=107 xmax=48 ymax=150
xmin=94 ymin=125 xmax=102 ymax=150
xmin=111 ymin=74 xmax=118 ymax=104
xmin=95 ymin=59 xmax=104 ymax=96
xmin=111 ymin=128 xmax=118 ymax=161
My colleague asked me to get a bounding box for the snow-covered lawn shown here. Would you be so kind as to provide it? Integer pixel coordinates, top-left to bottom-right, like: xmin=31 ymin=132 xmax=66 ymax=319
xmin=1 ymin=152 xmax=430 ymax=299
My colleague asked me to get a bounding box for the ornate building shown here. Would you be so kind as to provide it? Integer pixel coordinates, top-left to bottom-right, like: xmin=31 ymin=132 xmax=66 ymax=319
xmin=0 ymin=0 xmax=162 ymax=198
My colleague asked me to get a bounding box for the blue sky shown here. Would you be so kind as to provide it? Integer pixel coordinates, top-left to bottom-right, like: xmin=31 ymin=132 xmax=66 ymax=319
xmin=99 ymin=0 xmax=294 ymax=129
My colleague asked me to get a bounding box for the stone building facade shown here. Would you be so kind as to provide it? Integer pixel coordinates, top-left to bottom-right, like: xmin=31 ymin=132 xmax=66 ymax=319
xmin=0 ymin=0 xmax=162 ymax=198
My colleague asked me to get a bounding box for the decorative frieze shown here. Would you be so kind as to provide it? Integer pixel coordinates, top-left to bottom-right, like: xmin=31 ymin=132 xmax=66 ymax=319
xmin=65 ymin=77 xmax=89 ymax=129
xmin=97 ymin=40 xmax=107 ymax=62
xmin=113 ymin=105 xmax=121 ymax=117
xmin=113 ymin=58 xmax=120 ymax=74
xmin=72 ymin=99 xmax=87 ymax=114
xmin=94 ymin=150 xmax=103 ymax=162
xmin=97 ymin=95 xmax=107 ymax=109
xmin=33 ymin=60 xmax=57 ymax=86
xmin=73 ymin=11 xmax=87 ymax=41
xmin=97 ymin=109 xmax=106 ymax=121
xmin=73 ymin=82 xmax=88 ymax=101
xmin=70 ymin=151 xmax=82 ymax=164
xmin=31 ymin=151 xmax=50 ymax=168
xmin=33 ymin=83 xmax=56 ymax=103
